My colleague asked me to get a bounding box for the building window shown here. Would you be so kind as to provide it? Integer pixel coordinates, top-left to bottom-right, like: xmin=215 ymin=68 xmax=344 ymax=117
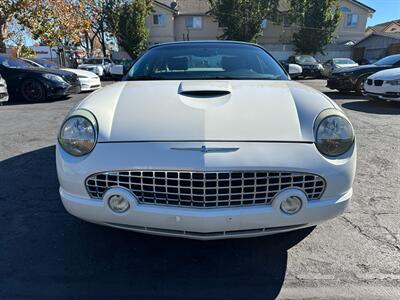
xmin=261 ymin=19 xmax=268 ymax=29
xmin=185 ymin=16 xmax=202 ymax=29
xmin=341 ymin=7 xmax=358 ymax=27
xmin=153 ymin=14 xmax=165 ymax=26
xmin=346 ymin=14 xmax=358 ymax=27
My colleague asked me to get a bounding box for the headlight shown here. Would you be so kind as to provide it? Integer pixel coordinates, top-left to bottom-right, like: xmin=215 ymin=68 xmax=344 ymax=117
xmin=58 ymin=110 xmax=98 ymax=156
xmin=42 ymin=73 xmax=67 ymax=83
xmin=387 ymin=80 xmax=400 ymax=86
xmin=78 ymin=75 xmax=88 ymax=79
xmin=314 ymin=110 xmax=355 ymax=157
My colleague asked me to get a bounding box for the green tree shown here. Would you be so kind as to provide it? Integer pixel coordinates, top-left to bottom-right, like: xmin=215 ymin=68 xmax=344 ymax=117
xmin=0 ymin=0 xmax=28 ymax=53
xmin=106 ymin=0 xmax=152 ymax=59
xmin=18 ymin=0 xmax=90 ymax=48
xmin=209 ymin=0 xmax=279 ymax=42
xmin=289 ymin=0 xmax=341 ymax=54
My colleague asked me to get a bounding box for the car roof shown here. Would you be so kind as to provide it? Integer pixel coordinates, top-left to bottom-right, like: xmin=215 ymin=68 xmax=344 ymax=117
xmin=149 ymin=40 xmax=263 ymax=49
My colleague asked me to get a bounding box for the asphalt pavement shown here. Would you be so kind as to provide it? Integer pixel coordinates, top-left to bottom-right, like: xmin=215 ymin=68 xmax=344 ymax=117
xmin=0 ymin=80 xmax=399 ymax=299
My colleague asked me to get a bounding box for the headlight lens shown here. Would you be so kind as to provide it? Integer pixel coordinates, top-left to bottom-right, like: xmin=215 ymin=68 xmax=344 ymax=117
xmin=42 ymin=73 xmax=67 ymax=83
xmin=58 ymin=111 xmax=97 ymax=156
xmin=315 ymin=114 xmax=354 ymax=157
xmin=387 ymin=80 xmax=400 ymax=86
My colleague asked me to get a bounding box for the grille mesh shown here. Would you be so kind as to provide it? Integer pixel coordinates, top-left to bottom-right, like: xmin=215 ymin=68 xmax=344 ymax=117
xmin=86 ymin=171 xmax=325 ymax=208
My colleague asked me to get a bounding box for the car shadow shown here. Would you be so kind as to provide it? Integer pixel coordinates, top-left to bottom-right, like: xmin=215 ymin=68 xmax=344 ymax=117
xmin=341 ymin=100 xmax=400 ymax=115
xmin=323 ymin=91 xmax=366 ymax=101
xmin=0 ymin=146 xmax=314 ymax=299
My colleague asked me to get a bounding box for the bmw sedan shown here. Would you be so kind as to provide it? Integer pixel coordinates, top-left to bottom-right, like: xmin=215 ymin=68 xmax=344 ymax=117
xmin=0 ymin=55 xmax=81 ymax=102
xmin=57 ymin=41 xmax=356 ymax=240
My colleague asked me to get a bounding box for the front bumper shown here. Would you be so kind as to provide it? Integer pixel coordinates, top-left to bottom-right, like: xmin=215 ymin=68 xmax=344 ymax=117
xmin=364 ymin=83 xmax=400 ymax=101
xmin=48 ymin=83 xmax=81 ymax=97
xmin=301 ymin=68 xmax=321 ymax=78
xmin=57 ymin=142 xmax=356 ymax=239
xmin=79 ymin=77 xmax=102 ymax=92
xmin=327 ymin=76 xmax=354 ymax=91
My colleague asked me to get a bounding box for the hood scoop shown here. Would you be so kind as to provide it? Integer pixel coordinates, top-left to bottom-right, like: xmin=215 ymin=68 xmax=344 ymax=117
xmin=179 ymin=90 xmax=231 ymax=97
xmin=178 ymin=81 xmax=232 ymax=108
xmin=179 ymin=81 xmax=232 ymax=97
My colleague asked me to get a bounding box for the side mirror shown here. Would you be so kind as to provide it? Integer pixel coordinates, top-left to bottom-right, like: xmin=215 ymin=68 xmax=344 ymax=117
xmin=110 ymin=64 xmax=124 ymax=76
xmin=288 ymin=64 xmax=302 ymax=76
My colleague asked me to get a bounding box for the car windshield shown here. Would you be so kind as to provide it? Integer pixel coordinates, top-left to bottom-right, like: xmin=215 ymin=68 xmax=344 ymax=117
xmin=32 ymin=59 xmax=60 ymax=69
xmin=126 ymin=43 xmax=287 ymax=81
xmin=0 ymin=56 xmax=33 ymax=69
xmin=295 ymin=55 xmax=317 ymax=64
xmin=84 ymin=59 xmax=103 ymax=64
xmin=333 ymin=58 xmax=356 ymax=65
xmin=374 ymin=55 xmax=400 ymax=66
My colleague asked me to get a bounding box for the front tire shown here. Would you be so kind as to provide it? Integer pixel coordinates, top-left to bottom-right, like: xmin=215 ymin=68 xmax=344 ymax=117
xmin=21 ymin=79 xmax=47 ymax=103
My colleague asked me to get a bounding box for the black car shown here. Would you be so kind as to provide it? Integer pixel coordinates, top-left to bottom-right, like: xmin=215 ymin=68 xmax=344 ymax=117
xmin=0 ymin=55 xmax=81 ymax=103
xmin=287 ymin=55 xmax=324 ymax=78
xmin=327 ymin=54 xmax=400 ymax=94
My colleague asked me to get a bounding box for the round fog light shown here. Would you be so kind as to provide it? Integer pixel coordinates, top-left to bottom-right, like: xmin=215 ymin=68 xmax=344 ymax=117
xmin=280 ymin=196 xmax=302 ymax=215
xmin=108 ymin=195 xmax=130 ymax=213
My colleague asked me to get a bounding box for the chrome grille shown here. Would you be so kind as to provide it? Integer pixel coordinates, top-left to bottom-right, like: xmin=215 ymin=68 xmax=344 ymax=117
xmin=86 ymin=171 xmax=325 ymax=208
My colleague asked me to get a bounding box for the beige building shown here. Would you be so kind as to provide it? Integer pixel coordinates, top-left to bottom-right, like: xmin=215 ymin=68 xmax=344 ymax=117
xmin=366 ymin=19 xmax=400 ymax=35
xmin=147 ymin=0 xmax=375 ymax=47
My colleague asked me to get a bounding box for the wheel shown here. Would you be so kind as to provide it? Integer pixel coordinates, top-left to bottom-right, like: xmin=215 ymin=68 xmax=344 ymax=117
xmin=21 ymin=79 xmax=47 ymax=103
xmin=355 ymin=76 xmax=368 ymax=95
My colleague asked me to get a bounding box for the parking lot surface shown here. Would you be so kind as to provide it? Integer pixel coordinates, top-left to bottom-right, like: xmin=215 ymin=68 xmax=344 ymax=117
xmin=0 ymin=80 xmax=399 ymax=299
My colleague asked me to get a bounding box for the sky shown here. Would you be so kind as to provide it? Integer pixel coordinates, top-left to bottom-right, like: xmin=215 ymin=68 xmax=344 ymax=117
xmin=362 ymin=0 xmax=400 ymax=26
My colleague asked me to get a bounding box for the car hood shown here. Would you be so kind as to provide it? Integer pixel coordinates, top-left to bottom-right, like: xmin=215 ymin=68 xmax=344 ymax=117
xmin=63 ymin=68 xmax=98 ymax=78
xmin=335 ymin=63 xmax=358 ymax=69
xmin=79 ymin=64 xmax=102 ymax=69
xmin=333 ymin=64 xmax=381 ymax=74
xmin=368 ymin=67 xmax=400 ymax=80
xmin=77 ymin=80 xmax=335 ymax=143
xmin=16 ymin=67 xmax=75 ymax=77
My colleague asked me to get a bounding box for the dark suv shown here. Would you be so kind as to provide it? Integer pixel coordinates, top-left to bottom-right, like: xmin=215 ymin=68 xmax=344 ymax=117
xmin=287 ymin=55 xmax=324 ymax=78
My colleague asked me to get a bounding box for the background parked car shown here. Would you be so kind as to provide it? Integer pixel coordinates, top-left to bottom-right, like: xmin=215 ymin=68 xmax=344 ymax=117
xmin=0 ymin=74 xmax=8 ymax=105
xmin=110 ymin=59 xmax=136 ymax=80
xmin=327 ymin=54 xmax=400 ymax=94
xmin=356 ymin=58 xmax=378 ymax=65
xmin=78 ymin=57 xmax=113 ymax=78
xmin=364 ymin=67 xmax=400 ymax=102
xmin=0 ymin=55 xmax=80 ymax=103
xmin=287 ymin=55 xmax=323 ymax=78
xmin=321 ymin=58 xmax=358 ymax=78
xmin=21 ymin=58 xmax=101 ymax=92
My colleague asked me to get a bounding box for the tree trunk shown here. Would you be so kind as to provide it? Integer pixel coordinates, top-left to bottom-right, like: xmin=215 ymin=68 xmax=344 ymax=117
xmin=0 ymin=19 xmax=9 ymax=54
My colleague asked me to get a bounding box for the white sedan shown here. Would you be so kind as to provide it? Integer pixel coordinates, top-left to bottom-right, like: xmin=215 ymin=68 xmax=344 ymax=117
xmin=56 ymin=41 xmax=356 ymax=240
xmin=364 ymin=67 xmax=400 ymax=102
xmin=0 ymin=74 xmax=8 ymax=104
xmin=21 ymin=58 xmax=101 ymax=92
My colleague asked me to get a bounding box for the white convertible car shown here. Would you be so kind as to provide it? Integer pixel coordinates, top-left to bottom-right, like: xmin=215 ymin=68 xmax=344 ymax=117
xmin=364 ymin=67 xmax=400 ymax=102
xmin=57 ymin=41 xmax=356 ymax=240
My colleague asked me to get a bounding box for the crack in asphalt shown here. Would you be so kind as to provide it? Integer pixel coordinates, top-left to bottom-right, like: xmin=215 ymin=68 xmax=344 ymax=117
xmin=341 ymin=216 xmax=400 ymax=252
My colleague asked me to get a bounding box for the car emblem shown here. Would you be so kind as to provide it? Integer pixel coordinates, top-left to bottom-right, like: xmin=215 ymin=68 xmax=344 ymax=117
xmin=171 ymin=146 xmax=239 ymax=153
